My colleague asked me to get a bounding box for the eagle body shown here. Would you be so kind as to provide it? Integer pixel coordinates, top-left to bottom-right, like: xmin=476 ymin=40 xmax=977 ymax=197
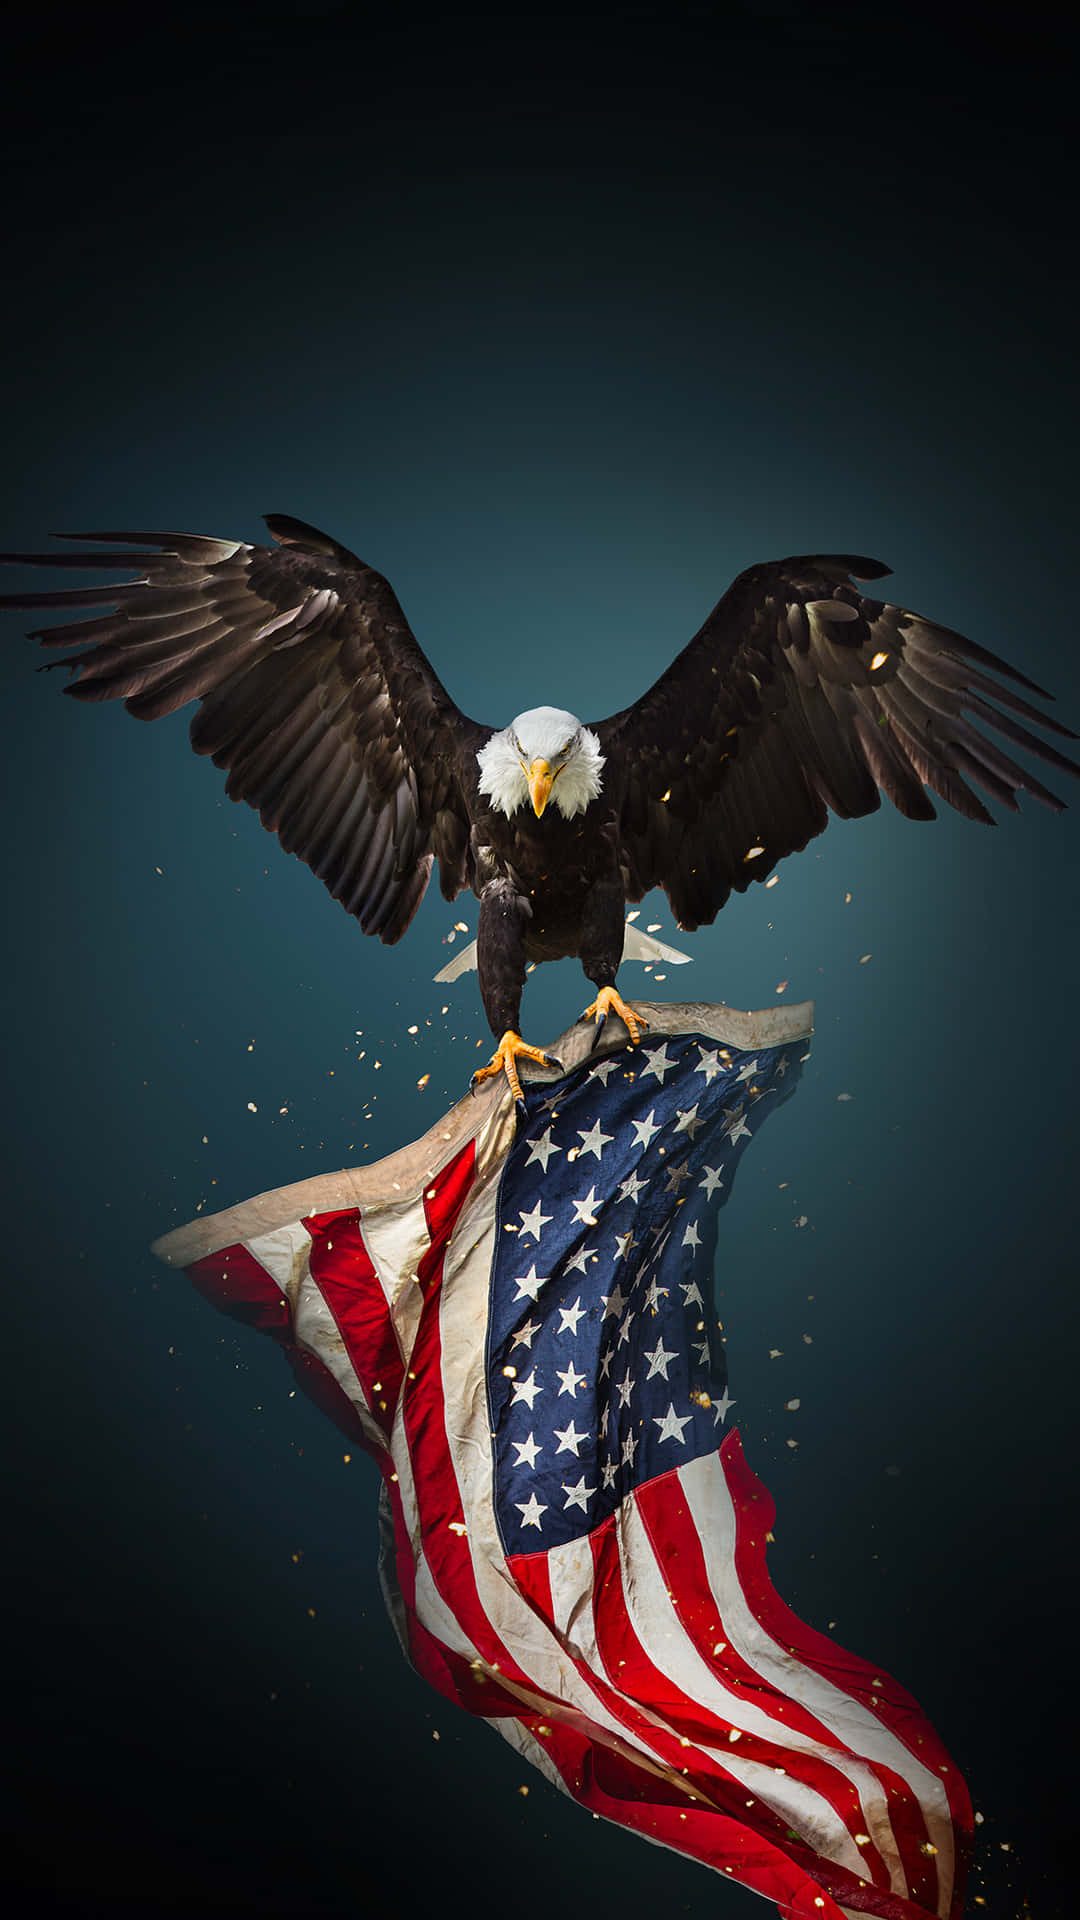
xmin=3 ymin=514 xmax=1077 ymax=1070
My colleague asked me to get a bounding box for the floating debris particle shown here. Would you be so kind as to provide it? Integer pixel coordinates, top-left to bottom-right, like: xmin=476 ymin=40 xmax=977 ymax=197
xmin=765 ymin=874 xmax=779 ymax=888
xmin=859 ymin=953 xmax=872 ymax=964
xmin=247 ymin=1102 xmax=257 ymax=1113
xmin=776 ymin=980 xmax=788 ymax=994
xmin=837 ymin=1091 xmax=853 ymax=1101
xmin=417 ymin=1073 xmax=431 ymax=1091
xmin=785 ymin=1398 xmax=801 ymax=1411
xmin=768 ymin=1348 xmax=783 ymax=1359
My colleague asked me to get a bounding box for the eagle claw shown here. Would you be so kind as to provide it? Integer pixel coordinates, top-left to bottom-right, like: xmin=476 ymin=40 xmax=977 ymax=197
xmin=471 ymin=1031 xmax=563 ymax=1107
xmin=582 ymin=986 xmax=648 ymax=1047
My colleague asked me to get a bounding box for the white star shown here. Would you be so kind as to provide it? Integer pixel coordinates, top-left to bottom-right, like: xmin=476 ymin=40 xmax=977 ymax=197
xmin=680 ymin=1277 xmax=704 ymax=1309
xmin=664 ymin=1158 xmax=692 ymax=1194
xmin=640 ymin=1044 xmax=674 ymax=1084
xmin=512 ymin=1315 xmax=542 ymax=1349
xmin=556 ymin=1360 xmax=588 ymax=1398
xmin=631 ymin=1108 xmax=661 ymax=1148
xmin=554 ymin=1418 xmax=587 ymax=1456
xmin=511 ymin=1371 xmax=543 ymax=1409
xmin=512 ymin=1431 xmax=542 ymax=1468
xmin=599 ymin=1402 xmax=610 ymax=1438
xmin=643 ymin=1277 xmax=669 ymax=1313
xmin=562 ymin=1475 xmax=597 ymax=1512
xmin=565 ymin=1241 xmax=598 ymax=1275
xmin=517 ymin=1198 xmax=553 ymax=1241
xmin=601 ymin=1281 xmax=629 ymax=1321
xmin=512 ymin=1265 xmax=547 ymax=1303
xmin=614 ymin=1227 xmax=640 ymax=1261
xmin=736 ymin=1057 xmax=759 ymax=1082
xmin=516 ymin=1491 xmax=548 ymax=1529
xmin=589 ymin=1057 xmax=619 ymax=1085
xmin=644 ymin=1338 xmax=677 ymax=1381
xmin=712 ymin=1385 xmax=736 ymax=1425
xmin=616 ymin=1309 xmax=637 ymax=1348
xmin=693 ymin=1337 xmax=710 ymax=1365
xmin=576 ymin=1117 xmax=614 ymax=1161
xmin=695 ymin=1046 xmax=722 ymax=1084
xmin=617 ymin=1168 xmax=648 ymax=1205
xmin=558 ymin=1297 xmax=586 ymax=1336
xmin=654 ymin=1401 xmax=693 ymax=1445
xmin=621 ymin=1431 xmax=639 ymax=1468
xmin=602 ymin=1459 xmax=619 ymax=1489
xmin=721 ymin=1108 xmax=752 ymax=1146
xmin=699 ymin=1165 xmax=724 ymax=1197
xmin=682 ymin=1220 xmax=702 ymax=1249
xmin=525 ymin=1126 xmax=562 ymax=1172
xmin=674 ymin=1104 xmax=703 ymax=1139
xmin=571 ymin=1184 xmax=600 ymax=1225
xmin=599 ymin=1346 xmax=614 ymax=1380
xmin=616 ymin=1373 xmax=635 ymax=1409
xmin=775 ymin=1054 xmax=788 ymax=1077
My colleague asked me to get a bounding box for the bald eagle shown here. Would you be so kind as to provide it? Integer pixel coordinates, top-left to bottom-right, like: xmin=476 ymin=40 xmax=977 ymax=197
xmin=3 ymin=515 xmax=1076 ymax=1102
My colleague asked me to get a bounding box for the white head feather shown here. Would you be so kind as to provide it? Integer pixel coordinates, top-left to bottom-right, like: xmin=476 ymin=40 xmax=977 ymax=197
xmin=476 ymin=705 xmax=605 ymax=819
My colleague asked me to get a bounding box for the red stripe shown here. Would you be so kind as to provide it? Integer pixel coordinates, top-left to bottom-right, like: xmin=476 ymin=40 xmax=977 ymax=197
xmin=507 ymin=1494 xmax=951 ymax=1920
xmin=301 ymin=1208 xmax=402 ymax=1439
xmin=588 ymin=1509 xmax=894 ymax=1893
xmin=399 ymin=1140 xmax=523 ymax=1665
xmin=185 ymin=1241 xmax=371 ymax=1444
xmin=722 ymin=1432 xmax=971 ymax=1917
xmin=509 ymin=1521 xmax=868 ymax=1912
xmin=187 ymin=1242 xmax=292 ymax=1339
xmin=631 ymin=1464 xmax=899 ymax=1896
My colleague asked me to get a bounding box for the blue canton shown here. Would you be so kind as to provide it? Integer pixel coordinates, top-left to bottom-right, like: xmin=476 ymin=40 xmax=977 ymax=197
xmin=486 ymin=1030 xmax=805 ymax=1553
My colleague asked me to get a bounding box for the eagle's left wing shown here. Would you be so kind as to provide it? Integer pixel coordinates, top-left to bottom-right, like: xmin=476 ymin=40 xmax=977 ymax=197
xmin=592 ymin=554 xmax=1078 ymax=931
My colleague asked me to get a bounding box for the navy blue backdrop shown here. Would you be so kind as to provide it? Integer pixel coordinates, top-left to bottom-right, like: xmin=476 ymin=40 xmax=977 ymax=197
xmin=2 ymin=5 xmax=1076 ymax=1915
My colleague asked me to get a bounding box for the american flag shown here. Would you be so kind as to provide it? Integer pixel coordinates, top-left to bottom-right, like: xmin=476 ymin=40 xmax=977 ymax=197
xmin=155 ymin=1003 xmax=970 ymax=1920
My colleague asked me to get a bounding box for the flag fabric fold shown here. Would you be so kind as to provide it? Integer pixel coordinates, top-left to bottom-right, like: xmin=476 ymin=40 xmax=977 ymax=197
xmin=154 ymin=1000 xmax=970 ymax=1920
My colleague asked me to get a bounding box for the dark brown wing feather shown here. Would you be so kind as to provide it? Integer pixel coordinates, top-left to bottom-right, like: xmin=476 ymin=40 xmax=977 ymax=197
xmin=0 ymin=516 xmax=484 ymax=941
xmin=593 ymin=554 xmax=1079 ymax=930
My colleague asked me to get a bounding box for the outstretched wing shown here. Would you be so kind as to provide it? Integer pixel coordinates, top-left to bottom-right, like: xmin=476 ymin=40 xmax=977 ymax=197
xmin=593 ymin=554 xmax=1079 ymax=930
xmin=1 ymin=516 xmax=485 ymax=941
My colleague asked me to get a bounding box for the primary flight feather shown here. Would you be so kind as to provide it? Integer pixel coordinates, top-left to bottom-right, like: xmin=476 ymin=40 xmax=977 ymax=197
xmin=3 ymin=514 xmax=1076 ymax=1101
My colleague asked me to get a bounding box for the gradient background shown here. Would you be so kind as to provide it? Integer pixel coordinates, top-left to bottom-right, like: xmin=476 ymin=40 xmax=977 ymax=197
xmin=2 ymin=4 xmax=1077 ymax=1915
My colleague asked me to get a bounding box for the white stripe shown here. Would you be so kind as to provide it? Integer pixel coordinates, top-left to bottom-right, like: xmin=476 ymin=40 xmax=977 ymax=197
xmin=613 ymin=1489 xmax=876 ymax=1880
xmin=244 ymin=1222 xmax=312 ymax=1308
xmin=358 ymin=1195 xmax=436 ymax=1371
xmin=291 ymin=1266 xmax=384 ymax=1451
xmin=682 ymin=1451 xmax=954 ymax=1912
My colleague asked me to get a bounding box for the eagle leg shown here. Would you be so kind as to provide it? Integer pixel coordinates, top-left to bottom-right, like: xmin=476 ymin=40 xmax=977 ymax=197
xmin=582 ymin=985 xmax=649 ymax=1048
xmin=471 ymin=1030 xmax=563 ymax=1109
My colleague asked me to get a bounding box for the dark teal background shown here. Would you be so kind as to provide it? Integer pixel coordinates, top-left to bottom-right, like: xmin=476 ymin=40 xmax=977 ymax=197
xmin=2 ymin=4 xmax=1077 ymax=1914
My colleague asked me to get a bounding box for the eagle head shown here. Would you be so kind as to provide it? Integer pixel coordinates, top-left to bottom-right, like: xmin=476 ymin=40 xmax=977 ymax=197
xmin=476 ymin=706 xmax=605 ymax=820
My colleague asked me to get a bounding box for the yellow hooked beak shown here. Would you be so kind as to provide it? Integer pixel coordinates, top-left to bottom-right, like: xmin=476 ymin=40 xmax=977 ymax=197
xmin=527 ymin=757 xmax=554 ymax=817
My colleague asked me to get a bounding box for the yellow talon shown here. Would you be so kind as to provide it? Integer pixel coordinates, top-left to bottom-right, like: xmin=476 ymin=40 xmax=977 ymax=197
xmin=582 ymin=986 xmax=648 ymax=1045
xmin=471 ymin=1030 xmax=562 ymax=1105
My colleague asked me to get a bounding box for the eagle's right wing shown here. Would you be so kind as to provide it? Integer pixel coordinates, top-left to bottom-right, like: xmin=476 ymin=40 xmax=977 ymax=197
xmin=1 ymin=515 xmax=485 ymax=941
